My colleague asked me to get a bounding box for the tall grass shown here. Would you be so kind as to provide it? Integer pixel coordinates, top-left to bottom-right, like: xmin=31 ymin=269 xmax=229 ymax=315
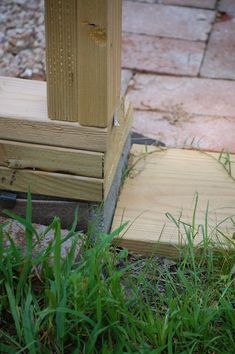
xmin=0 ymin=192 xmax=235 ymax=353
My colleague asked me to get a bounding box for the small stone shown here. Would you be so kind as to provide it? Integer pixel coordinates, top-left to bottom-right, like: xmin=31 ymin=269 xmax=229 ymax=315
xmin=38 ymin=15 xmax=44 ymax=25
xmin=14 ymin=0 xmax=27 ymax=5
xmin=32 ymin=67 xmax=40 ymax=74
xmin=21 ymin=68 xmax=33 ymax=77
xmin=0 ymin=32 xmax=5 ymax=43
xmin=16 ymin=39 xmax=25 ymax=48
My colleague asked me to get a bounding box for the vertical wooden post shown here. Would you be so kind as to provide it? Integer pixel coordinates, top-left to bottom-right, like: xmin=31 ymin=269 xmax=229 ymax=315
xmin=45 ymin=0 xmax=122 ymax=128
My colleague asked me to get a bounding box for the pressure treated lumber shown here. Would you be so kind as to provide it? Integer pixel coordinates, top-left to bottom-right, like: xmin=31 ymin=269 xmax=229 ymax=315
xmin=45 ymin=0 xmax=121 ymax=127
xmin=104 ymin=98 xmax=133 ymax=199
xmin=0 ymin=76 xmax=107 ymax=152
xmin=112 ymin=145 xmax=235 ymax=257
xmin=0 ymin=166 xmax=103 ymax=202
xmin=0 ymin=140 xmax=103 ymax=178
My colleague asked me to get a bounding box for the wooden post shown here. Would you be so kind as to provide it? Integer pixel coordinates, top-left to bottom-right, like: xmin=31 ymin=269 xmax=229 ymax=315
xmin=45 ymin=0 xmax=122 ymax=128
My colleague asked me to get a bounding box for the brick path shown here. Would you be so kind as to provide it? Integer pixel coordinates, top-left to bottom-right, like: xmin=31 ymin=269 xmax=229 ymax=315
xmin=122 ymin=0 xmax=235 ymax=152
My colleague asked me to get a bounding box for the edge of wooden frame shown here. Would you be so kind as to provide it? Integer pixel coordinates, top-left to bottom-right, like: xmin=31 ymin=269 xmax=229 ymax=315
xmin=0 ymin=76 xmax=107 ymax=152
xmin=104 ymin=98 xmax=133 ymax=199
xmin=0 ymin=166 xmax=103 ymax=202
xmin=0 ymin=139 xmax=104 ymax=178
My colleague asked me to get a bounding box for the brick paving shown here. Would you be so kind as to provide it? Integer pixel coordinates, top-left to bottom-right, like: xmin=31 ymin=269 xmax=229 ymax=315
xmin=123 ymin=0 xmax=235 ymax=152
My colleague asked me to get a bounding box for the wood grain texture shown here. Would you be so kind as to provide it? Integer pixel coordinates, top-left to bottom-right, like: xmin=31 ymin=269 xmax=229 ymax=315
xmin=0 ymin=166 xmax=103 ymax=202
xmin=104 ymin=97 xmax=133 ymax=199
xmin=0 ymin=140 xmax=103 ymax=178
xmin=45 ymin=0 xmax=78 ymax=122
xmin=0 ymin=76 xmax=107 ymax=152
xmin=107 ymin=0 xmax=122 ymax=125
xmin=112 ymin=145 xmax=235 ymax=257
xmin=45 ymin=0 xmax=121 ymax=127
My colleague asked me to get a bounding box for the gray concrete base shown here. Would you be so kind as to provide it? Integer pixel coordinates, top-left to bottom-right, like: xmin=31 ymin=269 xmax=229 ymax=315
xmin=0 ymin=135 xmax=131 ymax=233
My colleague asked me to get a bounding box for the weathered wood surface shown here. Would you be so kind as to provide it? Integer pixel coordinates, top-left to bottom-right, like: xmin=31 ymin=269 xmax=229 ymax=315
xmin=0 ymin=76 xmax=107 ymax=152
xmin=0 ymin=140 xmax=103 ymax=178
xmin=104 ymin=97 xmax=133 ymax=199
xmin=45 ymin=0 xmax=121 ymax=127
xmin=112 ymin=145 xmax=235 ymax=257
xmin=0 ymin=166 xmax=103 ymax=202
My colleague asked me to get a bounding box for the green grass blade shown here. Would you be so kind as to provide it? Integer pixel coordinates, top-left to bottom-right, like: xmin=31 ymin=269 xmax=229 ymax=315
xmin=5 ymin=283 xmax=22 ymax=340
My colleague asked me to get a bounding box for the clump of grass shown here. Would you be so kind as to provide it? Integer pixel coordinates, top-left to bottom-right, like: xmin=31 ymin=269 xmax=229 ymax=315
xmin=0 ymin=192 xmax=235 ymax=353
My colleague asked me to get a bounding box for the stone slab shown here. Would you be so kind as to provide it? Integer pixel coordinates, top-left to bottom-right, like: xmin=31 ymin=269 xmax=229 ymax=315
xmin=123 ymin=1 xmax=215 ymax=41
xmin=130 ymin=0 xmax=217 ymax=9
xmin=163 ymin=0 xmax=217 ymax=9
xmin=132 ymin=111 xmax=235 ymax=152
xmin=128 ymin=74 xmax=235 ymax=117
xmin=200 ymin=1 xmax=235 ymax=79
xmin=122 ymin=33 xmax=205 ymax=76
xmin=219 ymin=0 xmax=235 ymax=14
xmin=0 ymin=216 xmax=82 ymax=259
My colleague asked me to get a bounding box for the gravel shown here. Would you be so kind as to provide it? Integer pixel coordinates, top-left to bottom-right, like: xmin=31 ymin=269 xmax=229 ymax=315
xmin=0 ymin=0 xmax=46 ymax=80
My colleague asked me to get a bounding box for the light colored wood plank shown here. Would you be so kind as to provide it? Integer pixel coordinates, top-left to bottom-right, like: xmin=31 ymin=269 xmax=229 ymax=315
xmin=0 ymin=140 xmax=103 ymax=178
xmin=104 ymin=97 xmax=133 ymax=199
xmin=0 ymin=76 xmax=107 ymax=152
xmin=108 ymin=0 xmax=122 ymax=124
xmin=45 ymin=0 xmax=121 ymax=127
xmin=45 ymin=0 xmax=78 ymax=122
xmin=112 ymin=145 xmax=235 ymax=257
xmin=0 ymin=166 xmax=103 ymax=202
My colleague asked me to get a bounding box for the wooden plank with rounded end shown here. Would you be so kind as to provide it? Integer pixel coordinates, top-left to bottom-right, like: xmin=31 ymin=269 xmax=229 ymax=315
xmin=112 ymin=145 xmax=235 ymax=257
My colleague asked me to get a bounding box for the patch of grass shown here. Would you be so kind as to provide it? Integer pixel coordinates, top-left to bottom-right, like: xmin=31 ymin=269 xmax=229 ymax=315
xmin=0 ymin=192 xmax=235 ymax=353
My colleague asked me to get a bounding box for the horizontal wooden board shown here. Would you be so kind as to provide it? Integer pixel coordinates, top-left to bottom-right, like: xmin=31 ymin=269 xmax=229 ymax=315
xmin=0 ymin=139 xmax=103 ymax=178
xmin=0 ymin=76 xmax=107 ymax=152
xmin=112 ymin=145 xmax=235 ymax=257
xmin=0 ymin=166 xmax=103 ymax=202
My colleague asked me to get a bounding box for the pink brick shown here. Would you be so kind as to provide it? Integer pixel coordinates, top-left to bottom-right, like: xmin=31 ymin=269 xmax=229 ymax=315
xmin=122 ymin=33 xmax=205 ymax=76
xmin=123 ymin=1 xmax=215 ymax=41
xmin=163 ymin=0 xmax=216 ymax=9
xmin=219 ymin=0 xmax=235 ymax=14
xmin=128 ymin=74 xmax=235 ymax=117
xmin=132 ymin=111 xmax=235 ymax=152
xmin=200 ymin=1 xmax=235 ymax=79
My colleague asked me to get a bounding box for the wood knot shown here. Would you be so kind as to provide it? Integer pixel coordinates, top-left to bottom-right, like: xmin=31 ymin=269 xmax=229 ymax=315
xmin=81 ymin=21 xmax=107 ymax=47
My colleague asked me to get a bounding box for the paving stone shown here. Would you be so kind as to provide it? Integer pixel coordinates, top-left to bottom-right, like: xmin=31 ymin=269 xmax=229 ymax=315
xmin=163 ymin=0 xmax=217 ymax=9
xmin=131 ymin=0 xmax=217 ymax=8
xmin=123 ymin=1 xmax=215 ymax=41
xmin=219 ymin=0 xmax=235 ymax=14
xmin=132 ymin=111 xmax=235 ymax=152
xmin=200 ymin=2 xmax=235 ymax=80
xmin=128 ymin=74 xmax=235 ymax=117
xmin=122 ymin=33 xmax=205 ymax=76
xmin=200 ymin=23 xmax=235 ymax=80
